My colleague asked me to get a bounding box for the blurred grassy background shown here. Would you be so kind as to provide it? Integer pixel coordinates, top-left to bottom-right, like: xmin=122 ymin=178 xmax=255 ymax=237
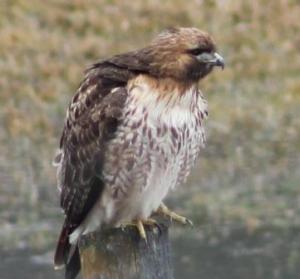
xmin=1 ymin=0 xmax=300 ymax=249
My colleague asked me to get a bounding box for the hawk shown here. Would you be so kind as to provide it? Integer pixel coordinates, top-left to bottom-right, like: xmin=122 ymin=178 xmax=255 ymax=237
xmin=54 ymin=27 xmax=224 ymax=278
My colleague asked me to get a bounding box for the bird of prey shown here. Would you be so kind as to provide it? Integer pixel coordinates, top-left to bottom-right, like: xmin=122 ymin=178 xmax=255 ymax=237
xmin=54 ymin=27 xmax=224 ymax=278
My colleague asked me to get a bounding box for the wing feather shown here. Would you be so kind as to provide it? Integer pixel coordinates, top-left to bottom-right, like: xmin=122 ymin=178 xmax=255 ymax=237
xmin=54 ymin=51 xmax=150 ymax=273
xmin=54 ymin=67 xmax=128 ymax=269
xmin=59 ymin=85 xmax=127 ymax=227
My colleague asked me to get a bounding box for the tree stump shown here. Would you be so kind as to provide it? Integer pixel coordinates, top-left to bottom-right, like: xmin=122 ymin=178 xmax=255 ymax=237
xmin=79 ymin=222 xmax=174 ymax=279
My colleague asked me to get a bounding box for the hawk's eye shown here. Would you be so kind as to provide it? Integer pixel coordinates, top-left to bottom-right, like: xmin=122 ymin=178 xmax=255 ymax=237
xmin=188 ymin=48 xmax=211 ymax=56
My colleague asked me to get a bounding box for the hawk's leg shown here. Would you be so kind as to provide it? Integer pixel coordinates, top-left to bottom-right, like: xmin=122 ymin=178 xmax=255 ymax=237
xmin=156 ymin=203 xmax=193 ymax=226
xmin=122 ymin=218 xmax=159 ymax=240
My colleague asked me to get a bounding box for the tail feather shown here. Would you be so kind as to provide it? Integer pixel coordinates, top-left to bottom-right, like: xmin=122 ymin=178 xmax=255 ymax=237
xmin=54 ymin=222 xmax=71 ymax=269
xmin=66 ymin=246 xmax=81 ymax=279
xmin=54 ymin=222 xmax=81 ymax=279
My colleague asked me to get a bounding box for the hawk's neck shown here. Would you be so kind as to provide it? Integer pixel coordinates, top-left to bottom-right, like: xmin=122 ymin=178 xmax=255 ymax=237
xmin=126 ymin=74 xmax=208 ymax=126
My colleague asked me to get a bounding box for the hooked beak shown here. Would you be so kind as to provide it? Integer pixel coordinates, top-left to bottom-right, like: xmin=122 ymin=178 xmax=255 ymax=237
xmin=212 ymin=52 xmax=225 ymax=69
xmin=197 ymin=52 xmax=225 ymax=70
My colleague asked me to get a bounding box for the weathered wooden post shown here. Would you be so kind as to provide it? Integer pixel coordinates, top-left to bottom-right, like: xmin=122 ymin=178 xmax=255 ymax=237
xmin=79 ymin=222 xmax=174 ymax=279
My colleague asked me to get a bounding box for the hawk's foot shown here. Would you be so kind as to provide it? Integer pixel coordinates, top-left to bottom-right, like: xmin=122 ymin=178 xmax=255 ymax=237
xmin=121 ymin=218 xmax=159 ymax=240
xmin=156 ymin=203 xmax=193 ymax=226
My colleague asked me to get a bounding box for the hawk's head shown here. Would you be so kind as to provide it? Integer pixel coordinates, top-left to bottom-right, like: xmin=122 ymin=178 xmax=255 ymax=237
xmin=144 ymin=27 xmax=224 ymax=82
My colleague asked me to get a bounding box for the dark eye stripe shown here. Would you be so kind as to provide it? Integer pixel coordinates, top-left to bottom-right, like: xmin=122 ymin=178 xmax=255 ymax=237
xmin=188 ymin=48 xmax=211 ymax=56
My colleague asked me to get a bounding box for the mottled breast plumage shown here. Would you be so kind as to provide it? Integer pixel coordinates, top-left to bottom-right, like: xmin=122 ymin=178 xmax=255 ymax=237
xmin=98 ymin=75 xmax=208 ymax=225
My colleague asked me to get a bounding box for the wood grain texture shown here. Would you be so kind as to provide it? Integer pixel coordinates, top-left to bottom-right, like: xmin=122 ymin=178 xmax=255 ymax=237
xmin=79 ymin=222 xmax=174 ymax=279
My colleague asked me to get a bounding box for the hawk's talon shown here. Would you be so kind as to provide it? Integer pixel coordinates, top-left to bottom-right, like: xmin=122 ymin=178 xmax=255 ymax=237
xmin=184 ymin=218 xmax=194 ymax=226
xmin=145 ymin=218 xmax=162 ymax=234
xmin=156 ymin=203 xmax=193 ymax=226
xmin=121 ymin=218 xmax=160 ymax=240
xmin=136 ymin=220 xmax=147 ymax=240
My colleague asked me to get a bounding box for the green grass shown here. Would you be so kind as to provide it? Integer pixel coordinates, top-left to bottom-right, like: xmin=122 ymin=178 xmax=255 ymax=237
xmin=1 ymin=0 xmax=300 ymax=248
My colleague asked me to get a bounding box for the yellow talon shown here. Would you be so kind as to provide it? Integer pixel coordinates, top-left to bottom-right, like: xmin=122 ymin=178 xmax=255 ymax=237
xmin=136 ymin=220 xmax=147 ymax=240
xmin=156 ymin=203 xmax=193 ymax=226
xmin=121 ymin=218 xmax=159 ymax=240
